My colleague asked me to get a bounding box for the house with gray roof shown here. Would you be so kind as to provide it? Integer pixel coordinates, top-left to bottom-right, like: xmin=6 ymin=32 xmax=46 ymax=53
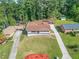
xmin=61 ymin=24 xmax=79 ymax=33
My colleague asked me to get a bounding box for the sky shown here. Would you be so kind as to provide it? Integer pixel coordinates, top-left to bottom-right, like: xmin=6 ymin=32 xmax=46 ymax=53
xmin=15 ymin=0 xmax=17 ymax=3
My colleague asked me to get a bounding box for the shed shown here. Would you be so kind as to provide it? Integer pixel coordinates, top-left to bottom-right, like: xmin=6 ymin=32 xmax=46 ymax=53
xmin=60 ymin=15 xmax=66 ymax=20
xmin=61 ymin=24 xmax=79 ymax=33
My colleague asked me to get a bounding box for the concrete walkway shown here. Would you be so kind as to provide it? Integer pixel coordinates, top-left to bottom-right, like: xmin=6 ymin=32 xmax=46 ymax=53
xmin=9 ymin=30 xmax=22 ymax=59
xmin=50 ymin=24 xmax=72 ymax=59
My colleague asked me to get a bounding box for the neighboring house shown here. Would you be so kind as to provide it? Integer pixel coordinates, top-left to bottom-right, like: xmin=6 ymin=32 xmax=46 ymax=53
xmin=3 ymin=25 xmax=24 ymax=38
xmin=16 ymin=24 xmax=24 ymax=30
xmin=26 ymin=21 xmax=50 ymax=36
xmin=61 ymin=24 xmax=79 ymax=33
xmin=25 ymin=54 xmax=49 ymax=59
xmin=3 ymin=26 xmax=16 ymax=38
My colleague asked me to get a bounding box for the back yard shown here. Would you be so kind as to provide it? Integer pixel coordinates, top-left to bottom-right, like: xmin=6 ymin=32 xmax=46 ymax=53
xmin=54 ymin=19 xmax=77 ymax=26
xmin=55 ymin=20 xmax=79 ymax=59
xmin=16 ymin=35 xmax=62 ymax=59
xmin=0 ymin=39 xmax=13 ymax=59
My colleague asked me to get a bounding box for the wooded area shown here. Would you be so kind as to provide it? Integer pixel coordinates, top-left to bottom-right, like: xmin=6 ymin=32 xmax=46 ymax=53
xmin=0 ymin=0 xmax=79 ymax=27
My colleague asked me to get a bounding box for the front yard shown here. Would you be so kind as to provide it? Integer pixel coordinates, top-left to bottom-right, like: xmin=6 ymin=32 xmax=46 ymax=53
xmin=60 ymin=33 xmax=79 ymax=59
xmin=16 ymin=35 xmax=62 ymax=59
xmin=0 ymin=38 xmax=13 ymax=59
xmin=54 ymin=20 xmax=79 ymax=59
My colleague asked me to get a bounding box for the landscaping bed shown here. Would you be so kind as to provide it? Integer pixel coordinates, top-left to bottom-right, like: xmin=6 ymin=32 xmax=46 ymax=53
xmin=16 ymin=35 xmax=62 ymax=59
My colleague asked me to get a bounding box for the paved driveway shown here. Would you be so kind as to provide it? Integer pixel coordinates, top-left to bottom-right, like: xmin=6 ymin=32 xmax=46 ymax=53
xmin=9 ymin=30 xmax=22 ymax=59
xmin=50 ymin=24 xmax=72 ymax=59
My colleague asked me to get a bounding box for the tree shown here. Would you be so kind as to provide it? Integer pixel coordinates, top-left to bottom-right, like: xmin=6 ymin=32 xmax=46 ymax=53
xmin=24 ymin=0 xmax=34 ymax=21
xmin=66 ymin=0 xmax=79 ymax=22
xmin=0 ymin=0 xmax=79 ymax=24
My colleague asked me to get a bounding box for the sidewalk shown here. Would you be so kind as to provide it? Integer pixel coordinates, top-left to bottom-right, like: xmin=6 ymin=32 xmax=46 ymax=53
xmin=8 ymin=30 xmax=22 ymax=59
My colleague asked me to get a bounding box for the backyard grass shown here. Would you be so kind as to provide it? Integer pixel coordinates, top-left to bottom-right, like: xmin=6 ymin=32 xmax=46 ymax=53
xmin=60 ymin=33 xmax=79 ymax=59
xmin=54 ymin=19 xmax=77 ymax=26
xmin=54 ymin=20 xmax=79 ymax=59
xmin=16 ymin=35 xmax=62 ymax=59
xmin=0 ymin=39 xmax=13 ymax=59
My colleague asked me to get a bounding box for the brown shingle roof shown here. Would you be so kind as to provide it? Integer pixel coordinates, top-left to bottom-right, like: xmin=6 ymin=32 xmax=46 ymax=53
xmin=3 ymin=26 xmax=16 ymax=38
xmin=3 ymin=25 xmax=24 ymax=38
xmin=27 ymin=21 xmax=50 ymax=32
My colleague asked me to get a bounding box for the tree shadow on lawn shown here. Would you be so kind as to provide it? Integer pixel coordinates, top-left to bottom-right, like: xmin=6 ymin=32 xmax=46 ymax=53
xmin=66 ymin=44 xmax=79 ymax=52
xmin=22 ymin=28 xmax=27 ymax=35
xmin=55 ymin=26 xmax=63 ymax=32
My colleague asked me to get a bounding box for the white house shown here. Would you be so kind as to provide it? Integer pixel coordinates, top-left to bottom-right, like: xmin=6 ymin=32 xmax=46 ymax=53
xmin=26 ymin=21 xmax=50 ymax=36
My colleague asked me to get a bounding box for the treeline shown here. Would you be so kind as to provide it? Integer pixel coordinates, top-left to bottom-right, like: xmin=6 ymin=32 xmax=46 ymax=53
xmin=0 ymin=0 xmax=79 ymax=26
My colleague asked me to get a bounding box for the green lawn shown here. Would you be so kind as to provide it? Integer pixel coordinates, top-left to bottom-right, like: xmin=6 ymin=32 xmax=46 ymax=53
xmin=54 ymin=20 xmax=77 ymax=26
xmin=60 ymin=33 xmax=79 ymax=59
xmin=16 ymin=35 xmax=62 ymax=59
xmin=54 ymin=20 xmax=79 ymax=59
xmin=0 ymin=39 xmax=13 ymax=59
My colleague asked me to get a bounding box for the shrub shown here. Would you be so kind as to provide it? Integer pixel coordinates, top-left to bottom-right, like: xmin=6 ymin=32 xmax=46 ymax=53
xmin=0 ymin=34 xmax=6 ymax=44
xmin=73 ymin=48 xmax=79 ymax=52
xmin=67 ymin=44 xmax=78 ymax=49
xmin=69 ymin=31 xmax=76 ymax=36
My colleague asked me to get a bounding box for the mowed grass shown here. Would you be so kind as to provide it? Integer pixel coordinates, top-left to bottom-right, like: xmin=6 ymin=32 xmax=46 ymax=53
xmin=60 ymin=33 xmax=79 ymax=59
xmin=16 ymin=35 xmax=62 ymax=59
xmin=54 ymin=19 xmax=77 ymax=26
xmin=0 ymin=40 xmax=13 ymax=59
xmin=54 ymin=20 xmax=79 ymax=59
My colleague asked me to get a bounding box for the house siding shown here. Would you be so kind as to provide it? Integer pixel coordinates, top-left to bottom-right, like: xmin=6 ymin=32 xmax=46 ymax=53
xmin=27 ymin=31 xmax=50 ymax=36
xmin=64 ymin=30 xmax=72 ymax=33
